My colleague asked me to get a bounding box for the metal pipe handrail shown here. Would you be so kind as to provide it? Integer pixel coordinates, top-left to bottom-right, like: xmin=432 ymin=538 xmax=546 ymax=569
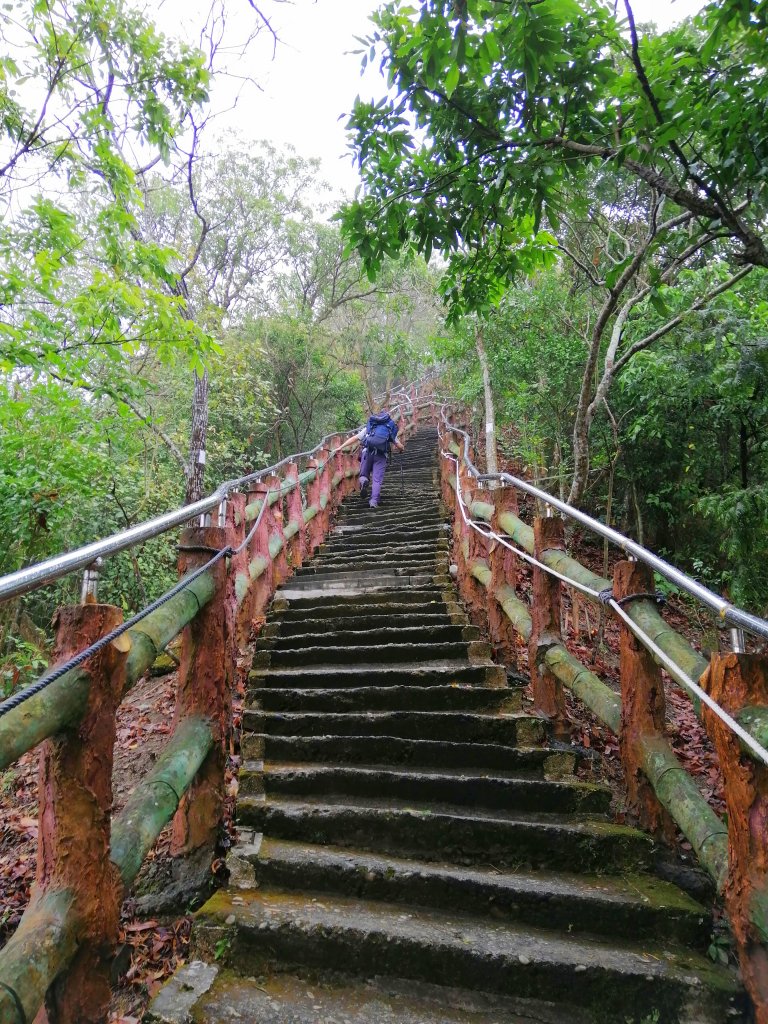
xmin=441 ymin=409 xmax=768 ymax=643
xmin=0 ymin=396 xmax=432 ymax=604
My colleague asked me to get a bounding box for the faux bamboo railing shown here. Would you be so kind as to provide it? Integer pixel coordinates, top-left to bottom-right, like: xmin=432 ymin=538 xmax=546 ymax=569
xmin=440 ymin=420 xmax=768 ymax=1021
xmin=0 ymin=406 xmax=424 ymax=1024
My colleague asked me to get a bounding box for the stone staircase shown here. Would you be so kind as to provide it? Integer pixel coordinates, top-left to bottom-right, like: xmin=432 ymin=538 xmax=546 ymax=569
xmin=151 ymin=427 xmax=744 ymax=1024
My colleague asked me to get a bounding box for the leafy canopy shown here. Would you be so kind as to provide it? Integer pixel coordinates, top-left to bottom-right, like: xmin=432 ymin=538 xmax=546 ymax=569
xmin=341 ymin=0 xmax=768 ymax=318
xmin=0 ymin=0 xmax=215 ymax=396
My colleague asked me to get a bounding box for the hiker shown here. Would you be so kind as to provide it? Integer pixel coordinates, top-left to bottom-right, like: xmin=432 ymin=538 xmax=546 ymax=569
xmin=342 ymin=409 xmax=404 ymax=508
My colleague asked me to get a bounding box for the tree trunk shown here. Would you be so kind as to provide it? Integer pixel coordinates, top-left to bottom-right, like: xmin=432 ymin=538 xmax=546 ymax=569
xmin=740 ymin=420 xmax=749 ymax=488
xmin=185 ymin=368 xmax=210 ymax=505
xmin=475 ymin=324 xmax=498 ymax=478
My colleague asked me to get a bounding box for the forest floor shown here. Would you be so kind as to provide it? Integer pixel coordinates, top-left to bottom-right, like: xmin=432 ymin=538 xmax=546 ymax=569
xmin=0 ymin=512 xmax=737 ymax=1018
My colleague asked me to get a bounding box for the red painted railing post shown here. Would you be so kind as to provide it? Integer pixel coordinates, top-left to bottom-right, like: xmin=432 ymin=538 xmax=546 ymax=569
xmin=283 ymin=463 xmax=306 ymax=571
xmin=703 ymin=653 xmax=768 ymax=1022
xmin=36 ymin=604 xmax=127 ymax=1023
xmin=246 ymin=482 xmax=274 ymax=623
xmin=529 ymin=516 xmax=567 ymax=735
xmin=489 ymin=487 xmax=521 ymax=666
xmin=343 ymin=444 xmax=359 ymax=498
xmin=171 ymin=525 xmax=234 ymax=858
xmin=328 ymin=436 xmax=346 ymax=507
xmin=440 ymin=449 xmax=455 ymax=512
xmin=614 ymin=560 xmax=673 ymax=835
xmin=225 ymin=493 xmax=250 ymax=646
xmin=465 ymin=483 xmax=491 ymax=630
xmin=453 ymin=461 xmax=482 ymax=623
xmin=263 ymin=473 xmax=288 ymax=587
xmin=306 ymin=446 xmax=331 ymax=554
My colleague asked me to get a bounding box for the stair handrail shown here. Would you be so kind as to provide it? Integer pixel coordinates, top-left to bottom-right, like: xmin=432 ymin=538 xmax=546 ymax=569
xmin=0 ymin=399 xmax=436 ymax=1023
xmin=0 ymin=395 xmax=433 ymax=604
xmin=441 ymin=408 xmax=768 ymax=643
xmin=439 ymin=406 xmax=768 ymax=1018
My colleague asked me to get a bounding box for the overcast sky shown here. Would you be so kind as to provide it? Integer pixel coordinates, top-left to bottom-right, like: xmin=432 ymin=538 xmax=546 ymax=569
xmin=156 ymin=0 xmax=708 ymax=201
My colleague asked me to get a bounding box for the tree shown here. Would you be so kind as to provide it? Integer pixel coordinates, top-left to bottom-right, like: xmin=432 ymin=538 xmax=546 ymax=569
xmin=341 ymin=0 xmax=768 ymax=499
xmin=0 ymin=0 xmax=215 ymax=391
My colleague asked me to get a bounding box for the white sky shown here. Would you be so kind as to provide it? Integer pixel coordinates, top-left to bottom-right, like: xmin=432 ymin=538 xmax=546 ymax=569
xmin=155 ymin=0 xmax=708 ymax=202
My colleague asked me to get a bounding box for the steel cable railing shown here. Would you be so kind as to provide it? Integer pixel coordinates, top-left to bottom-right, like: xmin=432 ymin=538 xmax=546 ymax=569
xmin=0 ymin=395 xmax=430 ymax=604
xmin=441 ymin=408 xmax=768 ymax=643
xmin=443 ymin=448 xmax=768 ymax=769
xmin=0 ymin=483 xmax=279 ymax=720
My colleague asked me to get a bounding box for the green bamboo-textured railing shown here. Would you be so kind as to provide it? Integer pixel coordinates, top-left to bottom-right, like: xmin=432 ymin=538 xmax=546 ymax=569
xmin=441 ymin=418 xmax=768 ymax=1019
xmin=0 ymin=401 xmax=426 ymax=1024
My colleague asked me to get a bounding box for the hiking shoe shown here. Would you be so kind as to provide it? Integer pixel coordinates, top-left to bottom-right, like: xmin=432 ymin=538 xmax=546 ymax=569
xmin=369 ymin=501 xmax=378 ymax=509
xmin=360 ymin=477 xmax=369 ymax=499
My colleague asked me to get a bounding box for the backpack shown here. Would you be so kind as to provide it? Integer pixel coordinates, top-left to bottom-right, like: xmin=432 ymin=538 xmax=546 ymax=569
xmin=364 ymin=412 xmax=397 ymax=454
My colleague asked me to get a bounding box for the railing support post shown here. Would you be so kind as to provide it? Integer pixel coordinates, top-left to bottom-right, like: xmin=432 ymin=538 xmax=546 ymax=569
xmin=283 ymin=463 xmax=306 ymax=571
xmin=529 ymin=516 xmax=567 ymax=736
xmin=225 ymin=493 xmax=250 ymax=646
xmin=36 ymin=604 xmax=127 ymax=1024
xmin=171 ymin=526 xmax=233 ymax=859
xmin=489 ymin=487 xmax=520 ymax=667
xmin=263 ymin=473 xmax=288 ymax=587
xmin=703 ymin=653 xmax=768 ymax=1022
xmin=465 ymin=484 xmax=491 ymax=631
xmin=614 ymin=560 xmax=673 ymax=836
xmin=328 ymin=435 xmax=347 ymax=506
xmin=245 ymin=482 xmax=274 ymax=624
xmin=452 ymin=462 xmax=475 ymax=618
xmin=306 ymin=447 xmax=331 ymax=555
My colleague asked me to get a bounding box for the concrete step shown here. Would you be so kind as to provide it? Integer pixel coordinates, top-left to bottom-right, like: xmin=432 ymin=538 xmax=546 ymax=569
xmin=259 ymin=624 xmax=480 ymax=650
xmin=293 ymin=559 xmax=445 ymax=580
xmin=275 ymin=573 xmax=446 ymax=599
xmin=237 ymin=794 xmax=653 ymax=873
xmin=324 ymin=526 xmax=445 ymax=547
xmin=307 ymin=551 xmax=445 ymax=571
xmin=249 ymin=683 xmax=521 ymax=714
xmin=273 ymin=599 xmax=458 ymax=625
xmin=326 ymin=522 xmax=445 ymax=539
xmin=252 ymin=640 xmax=492 ymax=669
xmin=240 ymin=734 xmax=575 ymax=775
xmin=240 ymin=761 xmax=610 ymax=814
xmin=192 ymin=889 xmax=738 ymax=1022
xmin=242 ymin=710 xmax=546 ymax=745
xmin=302 ymin=558 xmax=445 ymax=577
xmin=339 ymin=509 xmax=443 ymax=528
xmin=248 ymin=662 xmax=506 ymax=690
xmin=329 ymin=526 xmax=447 ymax=546
xmin=266 ymin=612 xmax=462 ymax=636
xmin=149 ymin=964 xmax=593 ymax=1024
xmin=273 ymin=588 xmax=451 ymax=615
xmin=233 ymin=835 xmax=710 ymax=947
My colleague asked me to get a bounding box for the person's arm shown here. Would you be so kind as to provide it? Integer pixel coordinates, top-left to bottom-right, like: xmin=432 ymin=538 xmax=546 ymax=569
xmin=393 ymin=436 xmax=405 ymax=452
xmin=340 ymin=427 xmax=366 ymax=451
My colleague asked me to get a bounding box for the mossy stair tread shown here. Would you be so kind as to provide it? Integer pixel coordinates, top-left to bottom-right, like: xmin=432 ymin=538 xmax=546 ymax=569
xmin=243 ymin=734 xmax=568 ymax=771
xmin=249 ymin=663 xmax=502 ymax=686
xmin=181 ymin=967 xmax=591 ymax=1024
xmin=271 ymin=613 xmax=460 ymax=633
xmin=240 ymin=836 xmax=709 ymax=944
xmin=254 ymin=640 xmax=488 ymax=664
xmin=260 ymin=625 xmax=479 ymax=647
xmin=254 ymin=759 xmax=586 ymax=785
xmin=248 ymin=684 xmax=522 ymax=714
xmin=242 ymin=760 xmax=609 ymax=812
xmin=244 ymin=710 xmax=545 ymax=742
xmin=194 ymin=889 xmax=738 ymax=1007
xmin=239 ymin=791 xmax=640 ymax=831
